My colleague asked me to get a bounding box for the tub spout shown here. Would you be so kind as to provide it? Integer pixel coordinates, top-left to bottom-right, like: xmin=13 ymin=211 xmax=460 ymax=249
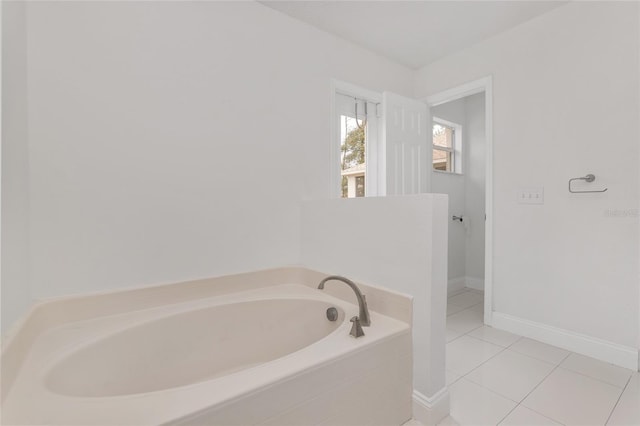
xmin=317 ymin=276 xmax=371 ymax=327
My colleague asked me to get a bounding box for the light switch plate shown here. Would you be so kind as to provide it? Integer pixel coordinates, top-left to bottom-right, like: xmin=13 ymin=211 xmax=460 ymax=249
xmin=517 ymin=187 xmax=544 ymax=204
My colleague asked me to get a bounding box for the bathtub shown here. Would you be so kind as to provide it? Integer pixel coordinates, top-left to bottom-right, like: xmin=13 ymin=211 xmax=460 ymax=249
xmin=1 ymin=268 xmax=412 ymax=425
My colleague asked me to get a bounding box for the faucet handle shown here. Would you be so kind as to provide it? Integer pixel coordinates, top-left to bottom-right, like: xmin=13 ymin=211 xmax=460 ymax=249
xmin=349 ymin=316 xmax=365 ymax=338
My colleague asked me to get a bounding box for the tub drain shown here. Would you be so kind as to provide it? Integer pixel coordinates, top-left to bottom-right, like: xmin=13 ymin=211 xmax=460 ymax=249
xmin=326 ymin=307 xmax=338 ymax=321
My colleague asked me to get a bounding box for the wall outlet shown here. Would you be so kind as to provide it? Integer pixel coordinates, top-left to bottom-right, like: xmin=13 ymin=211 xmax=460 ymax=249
xmin=517 ymin=187 xmax=544 ymax=204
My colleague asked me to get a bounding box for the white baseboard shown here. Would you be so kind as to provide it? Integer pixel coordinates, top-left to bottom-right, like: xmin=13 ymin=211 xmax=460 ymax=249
xmin=492 ymin=312 xmax=639 ymax=371
xmin=465 ymin=276 xmax=484 ymax=291
xmin=412 ymin=388 xmax=449 ymax=426
xmin=448 ymin=277 xmax=484 ymax=294
xmin=447 ymin=277 xmax=466 ymax=295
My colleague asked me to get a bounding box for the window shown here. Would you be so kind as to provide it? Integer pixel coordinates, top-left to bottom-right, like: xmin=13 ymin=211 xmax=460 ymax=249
xmin=432 ymin=122 xmax=454 ymax=172
xmin=340 ymin=114 xmax=366 ymax=198
xmin=335 ymin=89 xmax=380 ymax=198
xmin=432 ymin=118 xmax=462 ymax=173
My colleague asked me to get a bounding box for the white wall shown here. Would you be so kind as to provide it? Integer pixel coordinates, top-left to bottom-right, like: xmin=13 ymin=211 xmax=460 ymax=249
xmin=9 ymin=1 xmax=414 ymax=327
xmin=301 ymin=195 xmax=448 ymax=406
xmin=1 ymin=1 xmax=31 ymax=335
xmin=415 ymin=2 xmax=639 ymax=355
xmin=431 ymin=93 xmax=485 ymax=291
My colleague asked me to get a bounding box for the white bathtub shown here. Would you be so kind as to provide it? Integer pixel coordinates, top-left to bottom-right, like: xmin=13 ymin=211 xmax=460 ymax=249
xmin=1 ymin=269 xmax=412 ymax=425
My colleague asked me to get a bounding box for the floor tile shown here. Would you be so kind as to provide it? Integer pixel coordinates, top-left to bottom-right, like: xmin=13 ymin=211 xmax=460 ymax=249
xmin=522 ymin=368 xmax=623 ymax=426
xmin=447 ymin=309 xmax=484 ymax=334
xmin=448 ymin=378 xmax=517 ymax=426
xmin=437 ymin=416 xmax=459 ymax=425
xmin=499 ymin=405 xmax=561 ymax=425
xmin=607 ymin=372 xmax=639 ymax=426
xmin=509 ymin=338 xmax=570 ymax=365
xmin=469 ymin=302 xmax=484 ymax=314
xmin=447 ymin=302 xmax=468 ymax=316
xmin=448 ymin=292 xmax=484 ymax=309
xmin=401 ymin=419 xmax=424 ymax=426
xmin=465 ymin=349 xmax=556 ymax=402
xmin=468 ymin=326 xmax=521 ymax=348
xmin=447 ymin=335 xmax=503 ymax=376
xmin=447 ymin=369 xmax=462 ymax=385
xmin=446 ymin=327 xmax=465 ymax=343
xmin=559 ymin=353 xmax=632 ymax=388
xmin=448 ymin=288 xmax=469 ymax=298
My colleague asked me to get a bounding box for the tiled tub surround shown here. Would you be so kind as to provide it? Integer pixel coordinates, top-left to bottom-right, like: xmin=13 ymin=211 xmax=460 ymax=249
xmin=1 ymin=268 xmax=413 ymax=425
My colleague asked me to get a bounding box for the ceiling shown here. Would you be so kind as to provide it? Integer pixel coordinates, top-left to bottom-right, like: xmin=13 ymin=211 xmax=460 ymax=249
xmin=260 ymin=1 xmax=567 ymax=69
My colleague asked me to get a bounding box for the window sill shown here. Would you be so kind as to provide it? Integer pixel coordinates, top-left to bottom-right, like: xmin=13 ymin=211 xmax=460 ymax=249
xmin=433 ymin=170 xmax=464 ymax=176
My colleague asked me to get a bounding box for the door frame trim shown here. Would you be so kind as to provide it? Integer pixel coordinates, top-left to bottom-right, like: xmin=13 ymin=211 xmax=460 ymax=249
xmin=424 ymin=76 xmax=494 ymax=326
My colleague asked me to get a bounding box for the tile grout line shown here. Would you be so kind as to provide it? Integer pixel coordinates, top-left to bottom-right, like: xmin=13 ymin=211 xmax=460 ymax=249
xmin=506 ymin=344 xmax=634 ymax=390
xmin=555 ymin=364 xmax=633 ymax=390
xmin=446 ymin=371 xmax=463 ymax=387
xmin=506 ymin=351 xmax=573 ymax=425
xmin=455 ymin=375 xmax=520 ymax=404
xmin=458 ymin=330 xmax=525 ymax=407
xmin=446 ymin=324 xmax=483 ymax=344
xmin=458 ymin=343 xmax=510 ymax=378
xmin=500 ymin=337 xmax=635 ymax=390
xmin=454 ymin=312 xmax=522 ymax=349
xmin=447 ymin=295 xmax=510 ymax=383
xmin=604 ymin=374 xmax=633 ymax=425
xmin=446 ymin=301 xmax=483 ymax=317
xmin=445 ymin=298 xmax=484 ymax=343
xmin=496 ymin=402 xmax=563 ymax=426
xmin=447 ymin=288 xmax=471 ymax=298
xmin=442 ymin=291 xmax=486 ymax=424
xmin=446 ymin=293 xmax=632 ymax=426
xmin=450 ymin=326 xmax=518 ymax=400
xmin=448 ymin=302 xmax=513 ymax=424
xmin=476 ymin=320 xmax=635 ymax=388
xmin=458 ymin=343 xmax=523 ymax=382
xmin=470 ymin=348 xmax=571 ymax=425
xmin=463 ymin=332 xmax=521 ymax=349
xmin=456 ymin=330 xmax=629 ymax=425
xmin=508 ymin=345 xmax=569 ymax=367
xmin=447 ymin=323 xmax=484 ymax=336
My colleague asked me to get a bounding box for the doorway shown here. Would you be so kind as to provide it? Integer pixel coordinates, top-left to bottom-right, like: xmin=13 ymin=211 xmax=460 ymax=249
xmin=425 ymin=76 xmax=493 ymax=325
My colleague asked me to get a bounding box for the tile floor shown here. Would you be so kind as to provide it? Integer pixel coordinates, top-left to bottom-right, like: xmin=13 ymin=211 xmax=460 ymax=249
xmin=412 ymin=288 xmax=639 ymax=426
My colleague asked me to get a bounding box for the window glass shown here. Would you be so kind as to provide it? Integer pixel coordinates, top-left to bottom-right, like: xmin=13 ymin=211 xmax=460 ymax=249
xmin=433 ymin=149 xmax=452 ymax=172
xmin=340 ymin=114 xmax=366 ymax=198
xmin=433 ymin=124 xmax=454 ymax=148
xmin=432 ymin=120 xmax=459 ymax=173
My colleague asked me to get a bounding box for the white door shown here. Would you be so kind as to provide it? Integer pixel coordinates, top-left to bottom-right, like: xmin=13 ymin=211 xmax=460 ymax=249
xmin=382 ymin=92 xmax=430 ymax=195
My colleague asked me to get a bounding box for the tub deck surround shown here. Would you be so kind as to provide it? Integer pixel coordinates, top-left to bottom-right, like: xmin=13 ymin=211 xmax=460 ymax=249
xmin=1 ymin=269 xmax=412 ymax=425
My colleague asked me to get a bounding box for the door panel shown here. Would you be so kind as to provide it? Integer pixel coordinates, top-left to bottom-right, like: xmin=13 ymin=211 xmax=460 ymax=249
xmin=382 ymin=92 xmax=430 ymax=195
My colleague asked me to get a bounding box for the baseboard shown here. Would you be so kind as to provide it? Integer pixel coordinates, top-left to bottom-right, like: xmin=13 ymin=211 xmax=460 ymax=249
xmin=448 ymin=277 xmax=484 ymax=294
xmin=412 ymin=388 xmax=449 ymax=426
xmin=492 ymin=312 xmax=639 ymax=371
xmin=447 ymin=278 xmax=466 ymax=295
xmin=465 ymin=276 xmax=484 ymax=291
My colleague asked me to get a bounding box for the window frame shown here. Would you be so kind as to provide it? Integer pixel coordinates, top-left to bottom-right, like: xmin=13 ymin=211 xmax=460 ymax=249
xmin=432 ymin=116 xmax=463 ymax=175
xmin=330 ymin=80 xmax=382 ymax=198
